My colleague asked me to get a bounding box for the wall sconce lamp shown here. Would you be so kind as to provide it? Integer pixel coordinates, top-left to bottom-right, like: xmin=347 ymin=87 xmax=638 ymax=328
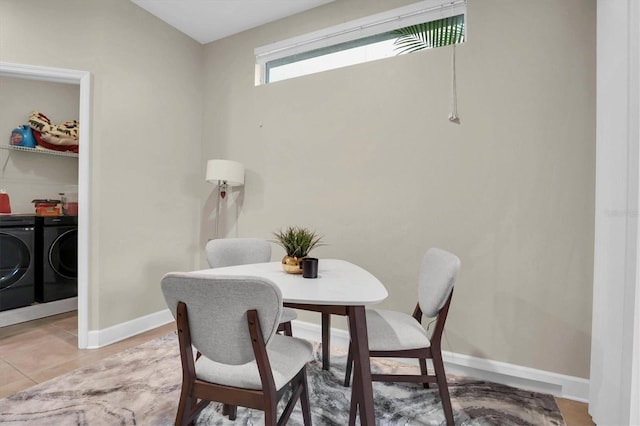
xmin=206 ymin=159 xmax=245 ymax=237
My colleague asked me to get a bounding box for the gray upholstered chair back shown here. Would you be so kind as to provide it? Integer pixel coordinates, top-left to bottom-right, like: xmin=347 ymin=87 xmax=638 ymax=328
xmin=417 ymin=248 xmax=461 ymax=318
xmin=206 ymin=238 xmax=272 ymax=268
xmin=161 ymin=273 xmax=282 ymax=365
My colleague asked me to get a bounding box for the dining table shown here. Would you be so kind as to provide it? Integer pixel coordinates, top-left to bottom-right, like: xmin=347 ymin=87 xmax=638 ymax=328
xmin=191 ymin=258 xmax=388 ymax=425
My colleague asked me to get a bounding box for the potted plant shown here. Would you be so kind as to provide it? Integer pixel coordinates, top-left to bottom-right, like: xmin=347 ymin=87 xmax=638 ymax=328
xmin=273 ymin=226 xmax=324 ymax=274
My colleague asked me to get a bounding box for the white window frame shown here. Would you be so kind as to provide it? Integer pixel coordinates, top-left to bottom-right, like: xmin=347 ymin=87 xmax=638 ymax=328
xmin=255 ymin=0 xmax=467 ymax=85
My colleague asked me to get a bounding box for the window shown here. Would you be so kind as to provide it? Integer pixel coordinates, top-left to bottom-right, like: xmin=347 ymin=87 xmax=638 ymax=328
xmin=255 ymin=0 xmax=466 ymax=85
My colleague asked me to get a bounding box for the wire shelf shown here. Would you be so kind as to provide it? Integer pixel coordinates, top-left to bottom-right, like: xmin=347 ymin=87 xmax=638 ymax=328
xmin=1 ymin=144 xmax=78 ymax=158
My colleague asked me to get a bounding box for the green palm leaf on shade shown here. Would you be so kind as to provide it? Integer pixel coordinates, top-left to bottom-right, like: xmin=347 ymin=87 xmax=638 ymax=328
xmin=393 ymin=15 xmax=465 ymax=55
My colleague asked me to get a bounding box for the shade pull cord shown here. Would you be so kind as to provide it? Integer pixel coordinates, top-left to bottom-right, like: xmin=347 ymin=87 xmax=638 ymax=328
xmin=449 ymin=42 xmax=460 ymax=124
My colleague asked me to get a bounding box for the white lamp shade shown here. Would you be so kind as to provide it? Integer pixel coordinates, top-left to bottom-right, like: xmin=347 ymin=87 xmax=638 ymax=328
xmin=206 ymin=159 xmax=245 ymax=186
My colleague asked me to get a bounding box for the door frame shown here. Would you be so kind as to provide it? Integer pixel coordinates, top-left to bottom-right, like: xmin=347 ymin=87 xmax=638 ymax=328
xmin=590 ymin=0 xmax=640 ymax=423
xmin=0 ymin=61 xmax=91 ymax=348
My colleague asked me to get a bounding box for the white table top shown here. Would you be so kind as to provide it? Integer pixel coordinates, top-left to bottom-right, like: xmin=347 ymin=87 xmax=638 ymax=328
xmin=191 ymin=259 xmax=388 ymax=306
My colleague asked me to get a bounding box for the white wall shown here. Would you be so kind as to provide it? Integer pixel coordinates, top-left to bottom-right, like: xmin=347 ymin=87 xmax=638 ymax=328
xmin=202 ymin=0 xmax=596 ymax=379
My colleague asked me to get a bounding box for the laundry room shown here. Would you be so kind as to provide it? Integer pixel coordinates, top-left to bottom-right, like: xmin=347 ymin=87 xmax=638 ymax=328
xmin=0 ymin=75 xmax=79 ymax=324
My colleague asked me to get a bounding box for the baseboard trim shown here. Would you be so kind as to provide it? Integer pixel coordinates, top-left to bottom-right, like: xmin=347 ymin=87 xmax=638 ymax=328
xmin=441 ymin=351 xmax=589 ymax=403
xmin=290 ymin=320 xmax=590 ymax=402
xmin=86 ymin=309 xmax=173 ymax=349
xmin=0 ymin=298 xmax=78 ymax=328
xmin=86 ymin=313 xmax=589 ymax=402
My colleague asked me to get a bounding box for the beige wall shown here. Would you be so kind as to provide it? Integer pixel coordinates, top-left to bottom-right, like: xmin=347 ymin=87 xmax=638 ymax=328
xmin=0 ymin=0 xmax=204 ymax=329
xmin=202 ymin=0 xmax=596 ymax=378
xmin=1 ymin=0 xmax=596 ymax=379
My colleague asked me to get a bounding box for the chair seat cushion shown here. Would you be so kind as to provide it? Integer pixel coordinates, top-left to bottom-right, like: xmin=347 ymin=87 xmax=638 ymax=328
xmin=366 ymin=309 xmax=431 ymax=351
xmin=195 ymin=334 xmax=313 ymax=390
xmin=280 ymin=307 xmax=297 ymax=323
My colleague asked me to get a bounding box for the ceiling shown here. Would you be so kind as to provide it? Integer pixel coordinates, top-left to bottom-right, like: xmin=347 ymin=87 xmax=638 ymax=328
xmin=130 ymin=0 xmax=335 ymax=44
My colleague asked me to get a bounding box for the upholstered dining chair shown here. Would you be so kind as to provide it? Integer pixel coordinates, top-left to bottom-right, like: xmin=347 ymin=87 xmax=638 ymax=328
xmin=161 ymin=273 xmax=313 ymax=425
xmin=343 ymin=247 xmax=461 ymax=426
xmin=205 ymin=238 xmax=297 ymax=336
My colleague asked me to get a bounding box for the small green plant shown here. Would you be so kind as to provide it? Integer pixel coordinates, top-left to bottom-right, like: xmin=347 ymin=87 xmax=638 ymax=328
xmin=273 ymin=226 xmax=324 ymax=258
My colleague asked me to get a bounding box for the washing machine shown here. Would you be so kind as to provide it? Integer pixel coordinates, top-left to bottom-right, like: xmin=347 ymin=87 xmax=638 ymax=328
xmin=35 ymin=216 xmax=78 ymax=302
xmin=0 ymin=215 xmax=36 ymax=311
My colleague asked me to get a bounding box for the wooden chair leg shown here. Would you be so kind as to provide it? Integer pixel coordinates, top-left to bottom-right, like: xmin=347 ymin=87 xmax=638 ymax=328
xmin=264 ymin=402 xmax=278 ymax=426
xmin=279 ymin=368 xmax=311 ymax=426
xmin=300 ymin=367 xmax=312 ymax=426
xmin=348 ymin=362 xmax=360 ymax=426
xmin=419 ymin=358 xmax=430 ymax=389
xmin=229 ymin=405 xmax=237 ymax=420
xmin=283 ymin=321 xmax=293 ymax=336
xmin=222 ymin=404 xmax=237 ymax=420
xmin=344 ymin=342 xmax=353 ymax=387
xmin=432 ymin=349 xmax=454 ymax=426
xmin=279 ymin=373 xmax=303 ymax=425
xmin=176 ymin=390 xmax=194 ymax=425
xmin=276 ymin=321 xmax=293 ymax=336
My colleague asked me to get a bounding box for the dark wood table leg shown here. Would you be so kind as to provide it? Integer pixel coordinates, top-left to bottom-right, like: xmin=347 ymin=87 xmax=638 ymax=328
xmin=347 ymin=305 xmax=375 ymax=425
xmin=322 ymin=312 xmax=331 ymax=370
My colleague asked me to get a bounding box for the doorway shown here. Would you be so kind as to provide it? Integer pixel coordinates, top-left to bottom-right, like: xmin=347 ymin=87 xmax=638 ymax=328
xmin=0 ymin=61 xmax=90 ymax=349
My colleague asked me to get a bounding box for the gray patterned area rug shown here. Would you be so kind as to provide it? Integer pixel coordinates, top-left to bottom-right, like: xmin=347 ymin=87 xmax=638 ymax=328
xmin=0 ymin=333 xmax=564 ymax=425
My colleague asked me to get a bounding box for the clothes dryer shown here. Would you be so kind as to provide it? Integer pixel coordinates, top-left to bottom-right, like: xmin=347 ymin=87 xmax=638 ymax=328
xmin=0 ymin=215 xmax=36 ymax=311
xmin=35 ymin=216 xmax=77 ymax=302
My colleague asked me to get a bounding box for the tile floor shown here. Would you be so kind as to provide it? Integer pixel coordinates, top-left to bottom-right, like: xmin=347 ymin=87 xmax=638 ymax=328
xmin=0 ymin=311 xmax=174 ymax=399
xmin=0 ymin=312 xmax=594 ymax=425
